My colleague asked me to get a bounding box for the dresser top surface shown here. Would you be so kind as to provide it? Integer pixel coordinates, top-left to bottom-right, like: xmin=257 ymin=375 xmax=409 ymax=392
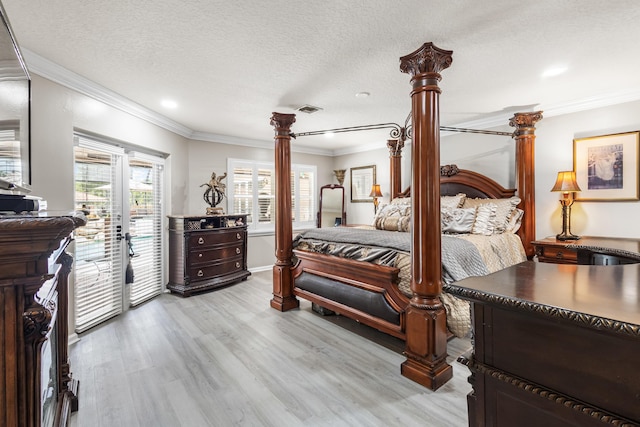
xmin=446 ymin=261 xmax=640 ymax=328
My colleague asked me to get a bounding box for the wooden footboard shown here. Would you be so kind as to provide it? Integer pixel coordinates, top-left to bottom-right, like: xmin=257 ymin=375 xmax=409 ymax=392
xmin=292 ymin=250 xmax=409 ymax=339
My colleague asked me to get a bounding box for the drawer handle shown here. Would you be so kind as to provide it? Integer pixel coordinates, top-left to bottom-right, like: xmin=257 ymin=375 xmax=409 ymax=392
xmin=556 ymin=252 xmax=564 ymax=259
xmin=235 ymin=262 xmax=241 ymax=268
xmin=236 ymin=248 xmax=241 ymax=255
xmin=198 ymin=253 xmax=203 ymax=258
xmin=198 ymin=237 xmax=205 ymax=245
xmin=236 ymin=233 xmax=241 ymax=240
xmin=197 ymin=270 xmax=204 ymax=277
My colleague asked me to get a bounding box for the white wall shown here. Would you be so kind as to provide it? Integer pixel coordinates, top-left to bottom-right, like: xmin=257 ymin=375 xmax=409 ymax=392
xmin=185 ymin=139 xmax=335 ymax=269
xmin=334 ymin=101 xmax=640 ymax=241
xmin=31 ymin=75 xmax=189 ymax=213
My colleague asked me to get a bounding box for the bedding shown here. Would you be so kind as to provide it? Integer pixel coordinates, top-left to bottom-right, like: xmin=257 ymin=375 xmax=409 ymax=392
xmin=293 ymin=227 xmax=526 ymax=337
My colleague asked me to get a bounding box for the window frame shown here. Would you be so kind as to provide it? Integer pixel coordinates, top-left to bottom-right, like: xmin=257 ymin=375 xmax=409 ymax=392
xmin=227 ymin=158 xmax=317 ymax=233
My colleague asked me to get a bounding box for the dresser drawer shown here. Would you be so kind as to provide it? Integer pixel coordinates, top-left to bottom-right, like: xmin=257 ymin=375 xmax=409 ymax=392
xmin=189 ymin=257 xmax=245 ymax=281
xmin=189 ymin=243 xmax=244 ymax=265
xmin=187 ymin=228 xmax=245 ymax=248
xmin=538 ymin=246 xmax=578 ymax=263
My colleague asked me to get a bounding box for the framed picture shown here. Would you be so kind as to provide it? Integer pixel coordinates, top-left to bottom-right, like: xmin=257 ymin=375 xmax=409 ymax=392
xmin=573 ymin=131 xmax=639 ymax=201
xmin=350 ymin=165 xmax=376 ymax=202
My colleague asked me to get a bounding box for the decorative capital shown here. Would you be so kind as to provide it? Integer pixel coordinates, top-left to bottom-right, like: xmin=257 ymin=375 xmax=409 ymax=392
xmin=387 ymin=139 xmax=405 ymax=156
xmin=400 ymin=42 xmax=453 ymax=76
xmin=509 ymin=111 xmax=543 ymax=136
xmin=23 ymin=303 xmax=53 ymax=342
xmin=270 ymin=112 xmax=296 ymax=134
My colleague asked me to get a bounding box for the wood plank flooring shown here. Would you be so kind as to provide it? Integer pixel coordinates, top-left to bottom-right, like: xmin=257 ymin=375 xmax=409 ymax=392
xmin=69 ymin=270 xmax=472 ymax=427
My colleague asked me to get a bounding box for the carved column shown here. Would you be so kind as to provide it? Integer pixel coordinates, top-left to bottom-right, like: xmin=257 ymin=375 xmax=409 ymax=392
xmin=510 ymin=111 xmax=542 ymax=259
xmin=399 ymin=42 xmax=453 ymax=390
xmin=387 ymin=139 xmax=404 ymax=200
xmin=270 ymin=112 xmax=300 ymax=311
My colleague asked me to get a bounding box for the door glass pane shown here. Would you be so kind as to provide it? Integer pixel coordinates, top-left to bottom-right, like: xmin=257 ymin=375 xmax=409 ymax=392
xmin=128 ymin=157 xmax=164 ymax=306
xmin=74 ymin=145 xmax=123 ymax=333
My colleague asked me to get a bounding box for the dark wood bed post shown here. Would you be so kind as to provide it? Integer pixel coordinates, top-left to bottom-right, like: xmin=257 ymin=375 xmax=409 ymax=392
xmin=270 ymin=112 xmax=300 ymax=311
xmin=399 ymin=42 xmax=454 ymax=390
xmin=387 ymin=139 xmax=404 ymax=199
xmin=510 ymin=111 xmax=543 ymax=259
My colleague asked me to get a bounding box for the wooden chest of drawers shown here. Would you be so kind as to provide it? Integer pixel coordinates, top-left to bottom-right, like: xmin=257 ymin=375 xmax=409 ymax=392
xmin=167 ymin=214 xmax=250 ymax=296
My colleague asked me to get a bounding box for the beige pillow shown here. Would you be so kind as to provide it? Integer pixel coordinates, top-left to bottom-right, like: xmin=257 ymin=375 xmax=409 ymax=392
xmin=441 ymin=193 xmax=466 ymax=210
xmin=505 ymin=208 xmax=524 ymax=233
xmin=463 ymin=196 xmax=521 ymax=234
xmin=441 ymin=207 xmax=476 ymax=234
xmin=373 ymin=203 xmax=411 ymax=232
xmin=471 ymin=203 xmax=497 ymax=235
xmin=390 ymin=196 xmax=411 ymax=206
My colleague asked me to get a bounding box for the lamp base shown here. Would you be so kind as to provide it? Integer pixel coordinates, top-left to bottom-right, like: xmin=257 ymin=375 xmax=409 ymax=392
xmin=556 ymin=233 xmax=580 ymax=241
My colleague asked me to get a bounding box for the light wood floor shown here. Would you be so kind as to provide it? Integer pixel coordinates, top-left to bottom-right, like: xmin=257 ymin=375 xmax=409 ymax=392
xmin=69 ymin=270 xmax=472 ymax=427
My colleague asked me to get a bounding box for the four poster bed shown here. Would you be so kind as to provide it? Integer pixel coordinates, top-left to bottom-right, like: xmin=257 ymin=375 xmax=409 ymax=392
xmin=270 ymin=42 xmax=542 ymax=390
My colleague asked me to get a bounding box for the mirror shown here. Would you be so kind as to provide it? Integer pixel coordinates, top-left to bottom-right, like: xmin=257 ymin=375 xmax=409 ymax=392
xmin=0 ymin=2 xmax=31 ymax=195
xmin=317 ymin=184 xmax=346 ymax=227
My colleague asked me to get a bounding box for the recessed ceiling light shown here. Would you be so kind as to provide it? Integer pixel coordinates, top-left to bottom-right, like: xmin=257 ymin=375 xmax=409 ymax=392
xmin=324 ymin=132 xmax=335 ymax=138
xmin=161 ymin=99 xmax=178 ymax=109
xmin=541 ymin=66 xmax=567 ymax=78
xmin=355 ymin=92 xmax=370 ymax=98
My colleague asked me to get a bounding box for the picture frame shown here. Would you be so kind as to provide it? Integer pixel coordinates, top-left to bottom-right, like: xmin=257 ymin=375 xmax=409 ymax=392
xmin=573 ymin=131 xmax=639 ymax=201
xmin=350 ymin=165 xmax=376 ymax=202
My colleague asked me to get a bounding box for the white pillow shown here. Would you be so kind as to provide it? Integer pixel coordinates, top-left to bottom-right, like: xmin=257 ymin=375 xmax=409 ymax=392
xmin=463 ymin=196 xmax=520 ymax=234
xmin=441 ymin=207 xmax=476 ymax=234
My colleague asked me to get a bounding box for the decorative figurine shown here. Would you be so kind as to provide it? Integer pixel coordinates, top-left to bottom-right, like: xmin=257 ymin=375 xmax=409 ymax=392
xmin=200 ymin=171 xmax=227 ymax=215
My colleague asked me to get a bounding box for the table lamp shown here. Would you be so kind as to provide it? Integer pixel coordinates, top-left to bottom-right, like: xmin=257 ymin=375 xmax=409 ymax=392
xmin=369 ymin=184 xmax=383 ymax=214
xmin=551 ymin=171 xmax=581 ymax=241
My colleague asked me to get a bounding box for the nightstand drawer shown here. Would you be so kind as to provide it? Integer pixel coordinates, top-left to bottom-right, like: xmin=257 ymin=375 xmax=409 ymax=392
xmin=534 ymin=244 xmax=578 ymax=264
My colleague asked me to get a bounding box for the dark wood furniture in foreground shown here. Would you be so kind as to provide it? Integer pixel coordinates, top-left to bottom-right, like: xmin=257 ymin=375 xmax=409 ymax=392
xmin=533 ymin=236 xmax=640 ymax=265
xmin=447 ymin=261 xmax=640 ymax=426
xmin=167 ymin=214 xmax=250 ymax=297
xmin=0 ymin=212 xmax=86 ymax=427
xmin=270 ymin=41 xmax=542 ymax=390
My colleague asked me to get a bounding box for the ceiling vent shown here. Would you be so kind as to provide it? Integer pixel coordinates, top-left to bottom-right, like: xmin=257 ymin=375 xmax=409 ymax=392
xmin=296 ymin=104 xmax=323 ymax=114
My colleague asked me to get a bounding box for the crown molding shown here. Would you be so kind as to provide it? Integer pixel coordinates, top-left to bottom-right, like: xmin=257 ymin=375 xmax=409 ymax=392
xmin=22 ymin=49 xmax=640 ymax=158
xmin=23 ymin=49 xmax=195 ymax=138
xmin=189 ymin=131 xmax=333 ymax=156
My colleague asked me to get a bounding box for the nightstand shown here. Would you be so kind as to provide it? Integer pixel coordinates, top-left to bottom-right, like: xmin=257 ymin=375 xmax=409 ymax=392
xmin=532 ymin=236 xmax=640 ymax=265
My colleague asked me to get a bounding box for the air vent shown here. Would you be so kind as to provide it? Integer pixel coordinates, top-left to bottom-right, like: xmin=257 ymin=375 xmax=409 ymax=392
xmin=296 ymin=104 xmax=323 ymax=114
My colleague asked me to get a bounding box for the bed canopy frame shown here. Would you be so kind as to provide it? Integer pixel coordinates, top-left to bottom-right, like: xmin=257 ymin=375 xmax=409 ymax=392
xmin=269 ymin=42 xmax=542 ymax=390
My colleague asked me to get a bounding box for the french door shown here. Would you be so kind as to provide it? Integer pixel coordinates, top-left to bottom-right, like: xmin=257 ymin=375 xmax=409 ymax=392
xmin=73 ymin=135 xmax=165 ymax=333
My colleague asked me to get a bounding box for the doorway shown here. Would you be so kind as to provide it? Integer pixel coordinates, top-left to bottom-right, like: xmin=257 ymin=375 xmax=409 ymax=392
xmin=73 ymin=135 xmax=165 ymax=333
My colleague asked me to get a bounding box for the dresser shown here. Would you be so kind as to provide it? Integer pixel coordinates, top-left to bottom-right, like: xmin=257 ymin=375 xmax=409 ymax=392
xmin=167 ymin=215 xmax=250 ymax=296
xmin=446 ymin=261 xmax=640 ymax=426
xmin=0 ymin=212 xmax=86 ymax=427
xmin=532 ymin=236 xmax=640 ymax=265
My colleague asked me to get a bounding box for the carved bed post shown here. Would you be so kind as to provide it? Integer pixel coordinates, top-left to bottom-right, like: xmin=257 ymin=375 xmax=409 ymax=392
xmin=387 ymin=139 xmax=404 ymax=199
xmin=510 ymin=111 xmax=543 ymax=259
xmin=270 ymin=112 xmax=300 ymax=311
xmin=399 ymin=42 xmax=454 ymax=390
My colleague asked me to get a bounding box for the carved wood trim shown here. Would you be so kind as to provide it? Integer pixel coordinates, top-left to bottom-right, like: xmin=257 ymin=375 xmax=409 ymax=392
xmin=444 ymin=283 xmax=640 ymax=338
xmin=466 ymin=359 xmax=637 ymax=426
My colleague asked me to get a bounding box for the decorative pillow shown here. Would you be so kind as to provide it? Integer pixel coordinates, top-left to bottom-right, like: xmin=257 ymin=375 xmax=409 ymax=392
xmin=441 ymin=207 xmax=476 ymax=234
xmin=373 ymin=203 xmax=411 ymax=232
xmin=390 ymin=196 xmax=411 ymax=206
xmin=505 ymin=208 xmax=524 ymax=233
xmin=441 ymin=193 xmax=466 ymax=210
xmin=463 ymin=196 xmax=521 ymax=234
xmin=471 ymin=203 xmax=497 ymax=236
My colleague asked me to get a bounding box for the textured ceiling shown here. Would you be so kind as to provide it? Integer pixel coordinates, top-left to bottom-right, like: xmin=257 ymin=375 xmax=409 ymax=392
xmin=3 ymin=0 xmax=640 ymax=154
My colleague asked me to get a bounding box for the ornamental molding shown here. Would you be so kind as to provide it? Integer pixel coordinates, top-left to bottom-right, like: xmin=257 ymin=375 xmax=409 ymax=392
xmin=466 ymin=360 xmax=637 ymax=427
xmin=443 ymin=284 xmax=640 ymax=338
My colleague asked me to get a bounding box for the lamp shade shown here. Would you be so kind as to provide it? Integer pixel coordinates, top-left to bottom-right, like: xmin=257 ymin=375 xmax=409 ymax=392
xmin=369 ymin=184 xmax=383 ymax=198
xmin=551 ymin=171 xmax=581 ymax=193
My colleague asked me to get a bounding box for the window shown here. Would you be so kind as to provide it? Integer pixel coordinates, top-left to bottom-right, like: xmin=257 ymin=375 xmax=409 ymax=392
xmin=227 ymin=158 xmax=316 ymax=232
